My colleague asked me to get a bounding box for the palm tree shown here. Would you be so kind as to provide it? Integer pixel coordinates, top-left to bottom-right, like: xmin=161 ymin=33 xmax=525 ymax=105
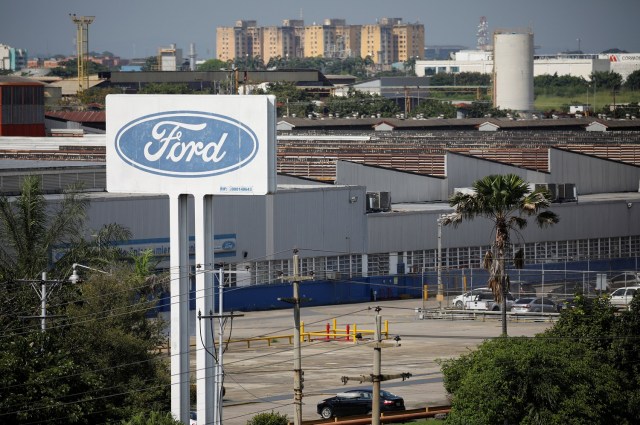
xmin=441 ymin=174 xmax=559 ymax=336
xmin=0 ymin=176 xmax=88 ymax=281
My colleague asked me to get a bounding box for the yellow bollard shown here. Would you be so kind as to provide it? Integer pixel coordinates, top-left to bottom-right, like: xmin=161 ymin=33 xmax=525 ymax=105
xmin=333 ymin=318 xmax=337 ymax=339
xmin=384 ymin=320 xmax=389 ymax=338
xmin=301 ymin=321 xmax=305 ymax=342
xmin=353 ymin=323 xmax=357 ymax=344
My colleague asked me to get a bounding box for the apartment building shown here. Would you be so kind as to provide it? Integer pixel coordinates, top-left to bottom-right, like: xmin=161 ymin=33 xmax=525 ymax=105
xmin=216 ymin=18 xmax=423 ymax=65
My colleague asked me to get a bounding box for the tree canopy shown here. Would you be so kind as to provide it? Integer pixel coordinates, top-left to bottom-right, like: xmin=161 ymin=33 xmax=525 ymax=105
xmin=0 ymin=176 xmax=170 ymax=424
xmin=441 ymin=294 xmax=640 ymax=424
xmin=440 ymin=336 xmax=626 ymax=424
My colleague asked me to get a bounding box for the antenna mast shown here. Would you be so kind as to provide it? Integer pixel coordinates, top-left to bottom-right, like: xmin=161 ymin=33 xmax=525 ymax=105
xmin=477 ymin=16 xmax=489 ymax=51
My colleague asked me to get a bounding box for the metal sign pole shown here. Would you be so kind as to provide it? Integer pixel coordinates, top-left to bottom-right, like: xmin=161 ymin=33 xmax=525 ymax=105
xmin=170 ymin=194 xmax=190 ymax=424
xmin=195 ymin=195 xmax=215 ymax=425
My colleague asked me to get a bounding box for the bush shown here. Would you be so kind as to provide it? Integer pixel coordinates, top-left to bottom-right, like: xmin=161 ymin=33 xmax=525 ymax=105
xmin=246 ymin=411 xmax=289 ymax=425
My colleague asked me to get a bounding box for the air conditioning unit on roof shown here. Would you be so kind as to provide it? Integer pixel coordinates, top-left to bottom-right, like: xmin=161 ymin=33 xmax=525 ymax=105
xmin=366 ymin=192 xmax=391 ymax=212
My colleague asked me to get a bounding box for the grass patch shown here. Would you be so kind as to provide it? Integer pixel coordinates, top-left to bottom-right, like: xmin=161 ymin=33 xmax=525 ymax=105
xmin=535 ymin=89 xmax=640 ymax=111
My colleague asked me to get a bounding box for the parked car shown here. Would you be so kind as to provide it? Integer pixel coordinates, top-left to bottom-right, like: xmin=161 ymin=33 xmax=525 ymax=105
xmin=607 ymin=272 xmax=640 ymax=290
xmin=511 ymin=297 xmax=558 ymax=313
xmin=316 ymin=389 xmax=405 ymax=419
xmin=609 ymin=286 xmax=639 ymax=310
xmin=465 ymin=291 xmax=515 ymax=311
xmin=451 ymin=288 xmax=491 ymax=309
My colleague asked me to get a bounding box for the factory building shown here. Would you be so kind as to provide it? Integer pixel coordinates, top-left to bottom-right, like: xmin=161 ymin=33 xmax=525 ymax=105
xmin=415 ymin=51 xmax=638 ymax=81
xmin=0 ymin=76 xmax=45 ymax=136
xmin=2 ymin=117 xmax=640 ymax=309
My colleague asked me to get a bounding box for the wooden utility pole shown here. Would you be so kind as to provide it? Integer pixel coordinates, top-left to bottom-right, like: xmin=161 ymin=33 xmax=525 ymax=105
xmin=281 ymin=249 xmax=313 ymax=425
xmin=341 ymin=307 xmax=411 ymax=425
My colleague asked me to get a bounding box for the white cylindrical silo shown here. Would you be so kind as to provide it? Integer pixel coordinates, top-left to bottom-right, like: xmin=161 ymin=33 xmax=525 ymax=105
xmin=493 ymin=30 xmax=534 ymax=112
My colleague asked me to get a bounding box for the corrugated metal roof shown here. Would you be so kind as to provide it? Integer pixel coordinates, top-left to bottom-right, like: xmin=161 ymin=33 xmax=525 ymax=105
xmin=46 ymin=111 xmax=106 ymax=123
xmin=0 ymin=76 xmax=45 ymax=86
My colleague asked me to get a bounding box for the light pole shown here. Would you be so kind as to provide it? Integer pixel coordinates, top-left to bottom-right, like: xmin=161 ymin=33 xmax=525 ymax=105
xmin=437 ymin=215 xmax=444 ymax=311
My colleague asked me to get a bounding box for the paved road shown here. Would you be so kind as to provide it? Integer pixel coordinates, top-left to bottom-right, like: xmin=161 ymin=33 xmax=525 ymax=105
xmin=190 ymin=298 xmax=553 ymax=424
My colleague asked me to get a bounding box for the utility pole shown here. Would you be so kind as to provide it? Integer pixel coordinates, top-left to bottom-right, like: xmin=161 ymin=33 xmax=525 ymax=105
xmin=280 ymin=249 xmax=313 ymax=425
xmin=16 ymin=271 xmax=76 ymax=331
xmin=341 ymin=307 xmax=411 ymax=425
xmin=437 ymin=215 xmax=444 ymax=311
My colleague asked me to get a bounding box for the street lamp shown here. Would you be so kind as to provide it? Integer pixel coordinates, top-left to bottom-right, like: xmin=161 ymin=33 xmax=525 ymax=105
xmin=69 ymin=262 xmax=110 ymax=284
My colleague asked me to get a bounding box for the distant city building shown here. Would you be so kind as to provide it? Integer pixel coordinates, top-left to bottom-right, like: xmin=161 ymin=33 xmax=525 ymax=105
xmin=216 ymin=18 xmax=424 ymax=66
xmin=0 ymin=44 xmax=28 ymax=71
xmin=158 ymin=44 xmax=183 ymax=71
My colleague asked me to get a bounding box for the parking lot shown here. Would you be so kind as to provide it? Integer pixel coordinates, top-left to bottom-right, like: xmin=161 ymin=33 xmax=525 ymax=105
xmin=193 ymin=298 xmax=554 ymax=424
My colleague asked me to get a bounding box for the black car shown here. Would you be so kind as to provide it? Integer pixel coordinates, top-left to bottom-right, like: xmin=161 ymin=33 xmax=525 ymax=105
xmin=316 ymin=389 xmax=405 ymax=419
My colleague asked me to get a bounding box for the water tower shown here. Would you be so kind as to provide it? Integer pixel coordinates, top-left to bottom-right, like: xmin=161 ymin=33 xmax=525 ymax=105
xmin=492 ymin=29 xmax=534 ymax=114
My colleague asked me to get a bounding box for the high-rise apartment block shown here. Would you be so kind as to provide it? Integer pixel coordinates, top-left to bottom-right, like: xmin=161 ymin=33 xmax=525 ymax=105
xmin=216 ymin=18 xmax=424 ymax=66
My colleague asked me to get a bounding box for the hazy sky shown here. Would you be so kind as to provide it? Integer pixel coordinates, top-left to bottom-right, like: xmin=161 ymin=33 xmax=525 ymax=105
xmin=1 ymin=0 xmax=639 ymax=59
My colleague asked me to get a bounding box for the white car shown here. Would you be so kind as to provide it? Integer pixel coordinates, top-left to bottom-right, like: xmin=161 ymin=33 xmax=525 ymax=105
xmin=451 ymin=288 xmax=491 ymax=309
xmin=609 ymin=286 xmax=639 ymax=310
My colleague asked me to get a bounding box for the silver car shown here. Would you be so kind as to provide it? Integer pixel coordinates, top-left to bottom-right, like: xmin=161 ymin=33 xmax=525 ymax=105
xmin=511 ymin=297 xmax=558 ymax=313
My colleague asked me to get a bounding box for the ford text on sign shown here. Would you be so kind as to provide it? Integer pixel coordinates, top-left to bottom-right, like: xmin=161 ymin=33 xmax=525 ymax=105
xmin=106 ymin=95 xmax=276 ymax=196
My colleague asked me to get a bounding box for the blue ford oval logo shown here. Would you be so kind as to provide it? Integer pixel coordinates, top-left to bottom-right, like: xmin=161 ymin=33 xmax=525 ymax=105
xmin=115 ymin=111 xmax=259 ymax=177
xmin=221 ymin=241 xmax=236 ymax=250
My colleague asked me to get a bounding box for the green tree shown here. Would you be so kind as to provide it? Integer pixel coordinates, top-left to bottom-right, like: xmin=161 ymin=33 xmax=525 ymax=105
xmin=590 ymin=70 xmax=623 ymax=90
xmin=48 ymin=58 xmax=110 ymax=78
xmin=625 ymin=70 xmax=640 ymax=91
xmin=430 ymin=72 xmax=491 ymax=87
xmin=247 ymin=411 xmax=289 ymax=425
xmin=442 ymin=174 xmax=559 ymax=335
xmin=0 ymin=177 xmax=168 ymax=424
xmin=323 ymin=88 xmax=400 ymax=118
xmin=197 ymin=58 xmax=227 ymax=71
xmin=138 ymin=83 xmax=194 ymax=94
xmin=121 ymin=411 xmax=182 ymax=425
xmin=254 ymin=82 xmax=315 ymax=117
xmin=142 ymin=56 xmax=159 ymax=72
xmin=412 ymin=98 xmax=457 ymax=118
xmin=440 ymin=337 xmax=626 ymax=425
xmin=464 ymin=101 xmax=511 ymax=118
xmin=545 ymin=294 xmax=640 ymax=419
xmin=0 ymin=264 xmax=170 ymax=424
xmin=77 ymin=87 xmax=124 ymax=108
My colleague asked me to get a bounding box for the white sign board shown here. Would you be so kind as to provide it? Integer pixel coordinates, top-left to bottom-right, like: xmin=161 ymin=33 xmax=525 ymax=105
xmin=106 ymin=94 xmax=277 ymax=196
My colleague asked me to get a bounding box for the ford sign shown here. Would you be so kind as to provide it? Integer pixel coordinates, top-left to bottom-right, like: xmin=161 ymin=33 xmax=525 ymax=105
xmin=115 ymin=111 xmax=259 ymax=177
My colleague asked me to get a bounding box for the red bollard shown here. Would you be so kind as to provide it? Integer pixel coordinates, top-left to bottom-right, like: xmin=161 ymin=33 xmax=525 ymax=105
xmin=346 ymin=324 xmax=350 ymax=341
xmin=326 ymin=323 xmax=330 ymax=340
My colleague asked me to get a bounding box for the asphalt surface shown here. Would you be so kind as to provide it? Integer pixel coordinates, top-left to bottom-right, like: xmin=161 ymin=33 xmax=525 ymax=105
xmin=191 ymin=298 xmax=554 ymax=424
